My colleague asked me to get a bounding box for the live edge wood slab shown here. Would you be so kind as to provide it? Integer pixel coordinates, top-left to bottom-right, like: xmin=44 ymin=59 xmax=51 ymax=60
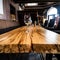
xmin=0 ymin=26 xmax=60 ymax=53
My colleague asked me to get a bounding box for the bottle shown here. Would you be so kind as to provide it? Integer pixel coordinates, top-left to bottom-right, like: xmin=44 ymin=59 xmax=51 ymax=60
xmin=34 ymin=21 xmax=36 ymax=27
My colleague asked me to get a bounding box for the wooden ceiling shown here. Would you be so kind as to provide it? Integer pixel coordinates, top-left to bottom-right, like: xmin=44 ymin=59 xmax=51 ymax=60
xmin=12 ymin=0 xmax=58 ymax=9
xmin=12 ymin=0 xmax=60 ymax=14
xmin=13 ymin=0 xmax=58 ymax=3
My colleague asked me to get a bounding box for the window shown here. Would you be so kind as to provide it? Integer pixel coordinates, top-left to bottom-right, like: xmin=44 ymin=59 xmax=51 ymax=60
xmin=0 ymin=0 xmax=3 ymax=14
xmin=47 ymin=7 xmax=58 ymax=20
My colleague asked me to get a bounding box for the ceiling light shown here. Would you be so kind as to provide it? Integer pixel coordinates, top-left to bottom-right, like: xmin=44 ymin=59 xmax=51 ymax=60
xmin=25 ymin=3 xmax=38 ymax=6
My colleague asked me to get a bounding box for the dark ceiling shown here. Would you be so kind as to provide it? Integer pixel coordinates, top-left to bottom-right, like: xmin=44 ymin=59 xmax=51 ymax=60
xmin=13 ymin=0 xmax=59 ymax=3
xmin=12 ymin=0 xmax=60 ymax=15
xmin=12 ymin=0 xmax=59 ymax=9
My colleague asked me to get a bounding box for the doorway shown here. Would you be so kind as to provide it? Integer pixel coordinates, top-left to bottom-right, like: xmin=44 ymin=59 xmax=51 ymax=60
xmin=47 ymin=7 xmax=58 ymax=27
xmin=48 ymin=14 xmax=55 ymax=27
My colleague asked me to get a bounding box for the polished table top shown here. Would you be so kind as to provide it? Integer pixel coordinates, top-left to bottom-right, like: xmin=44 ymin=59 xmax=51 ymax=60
xmin=0 ymin=25 xmax=60 ymax=53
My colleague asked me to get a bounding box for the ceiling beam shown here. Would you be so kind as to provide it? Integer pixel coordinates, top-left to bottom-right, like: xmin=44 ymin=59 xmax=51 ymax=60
xmin=13 ymin=0 xmax=59 ymax=3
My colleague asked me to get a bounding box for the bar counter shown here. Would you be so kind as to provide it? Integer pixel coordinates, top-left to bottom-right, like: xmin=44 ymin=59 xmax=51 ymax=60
xmin=0 ymin=26 xmax=60 ymax=53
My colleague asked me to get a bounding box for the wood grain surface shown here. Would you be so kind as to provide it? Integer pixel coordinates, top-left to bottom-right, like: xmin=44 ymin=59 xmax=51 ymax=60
xmin=0 ymin=26 xmax=60 ymax=53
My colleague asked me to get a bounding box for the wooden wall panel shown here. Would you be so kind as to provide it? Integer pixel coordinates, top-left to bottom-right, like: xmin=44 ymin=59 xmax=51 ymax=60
xmin=0 ymin=20 xmax=19 ymax=29
xmin=0 ymin=20 xmax=6 ymax=29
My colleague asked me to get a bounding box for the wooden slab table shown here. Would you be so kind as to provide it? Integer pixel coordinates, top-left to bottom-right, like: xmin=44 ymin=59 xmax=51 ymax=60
xmin=0 ymin=26 xmax=60 ymax=53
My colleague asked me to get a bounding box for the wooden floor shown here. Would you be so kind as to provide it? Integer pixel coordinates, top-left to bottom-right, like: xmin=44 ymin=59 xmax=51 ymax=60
xmin=0 ymin=25 xmax=60 ymax=53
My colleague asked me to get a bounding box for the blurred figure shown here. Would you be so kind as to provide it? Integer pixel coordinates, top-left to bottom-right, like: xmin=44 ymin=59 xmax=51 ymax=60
xmin=24 ymin=13 xmax=32 ymax=33
xmin=24 ymin=13 xmax=32 ymax=26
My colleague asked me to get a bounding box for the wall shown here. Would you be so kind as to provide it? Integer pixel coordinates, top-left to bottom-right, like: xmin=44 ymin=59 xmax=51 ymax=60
xmin=44 ymin=5 xmax=60 ymax=17
xmin=54 ymin=5 xmax=60 ymax=16
xmin=10 ymin=0 xmax=19 ymax=20
xmin=0 ymin=20 xmax=19 ymax=29
xmin=0 ymin=0 xmax=19 ymax=29
xmin=0 ymin=0 xmax=10 ymax=20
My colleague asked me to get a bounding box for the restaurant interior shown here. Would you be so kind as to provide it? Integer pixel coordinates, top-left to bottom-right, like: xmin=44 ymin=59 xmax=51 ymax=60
xmin=0 ymin=0 xmax=60 ymax=60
